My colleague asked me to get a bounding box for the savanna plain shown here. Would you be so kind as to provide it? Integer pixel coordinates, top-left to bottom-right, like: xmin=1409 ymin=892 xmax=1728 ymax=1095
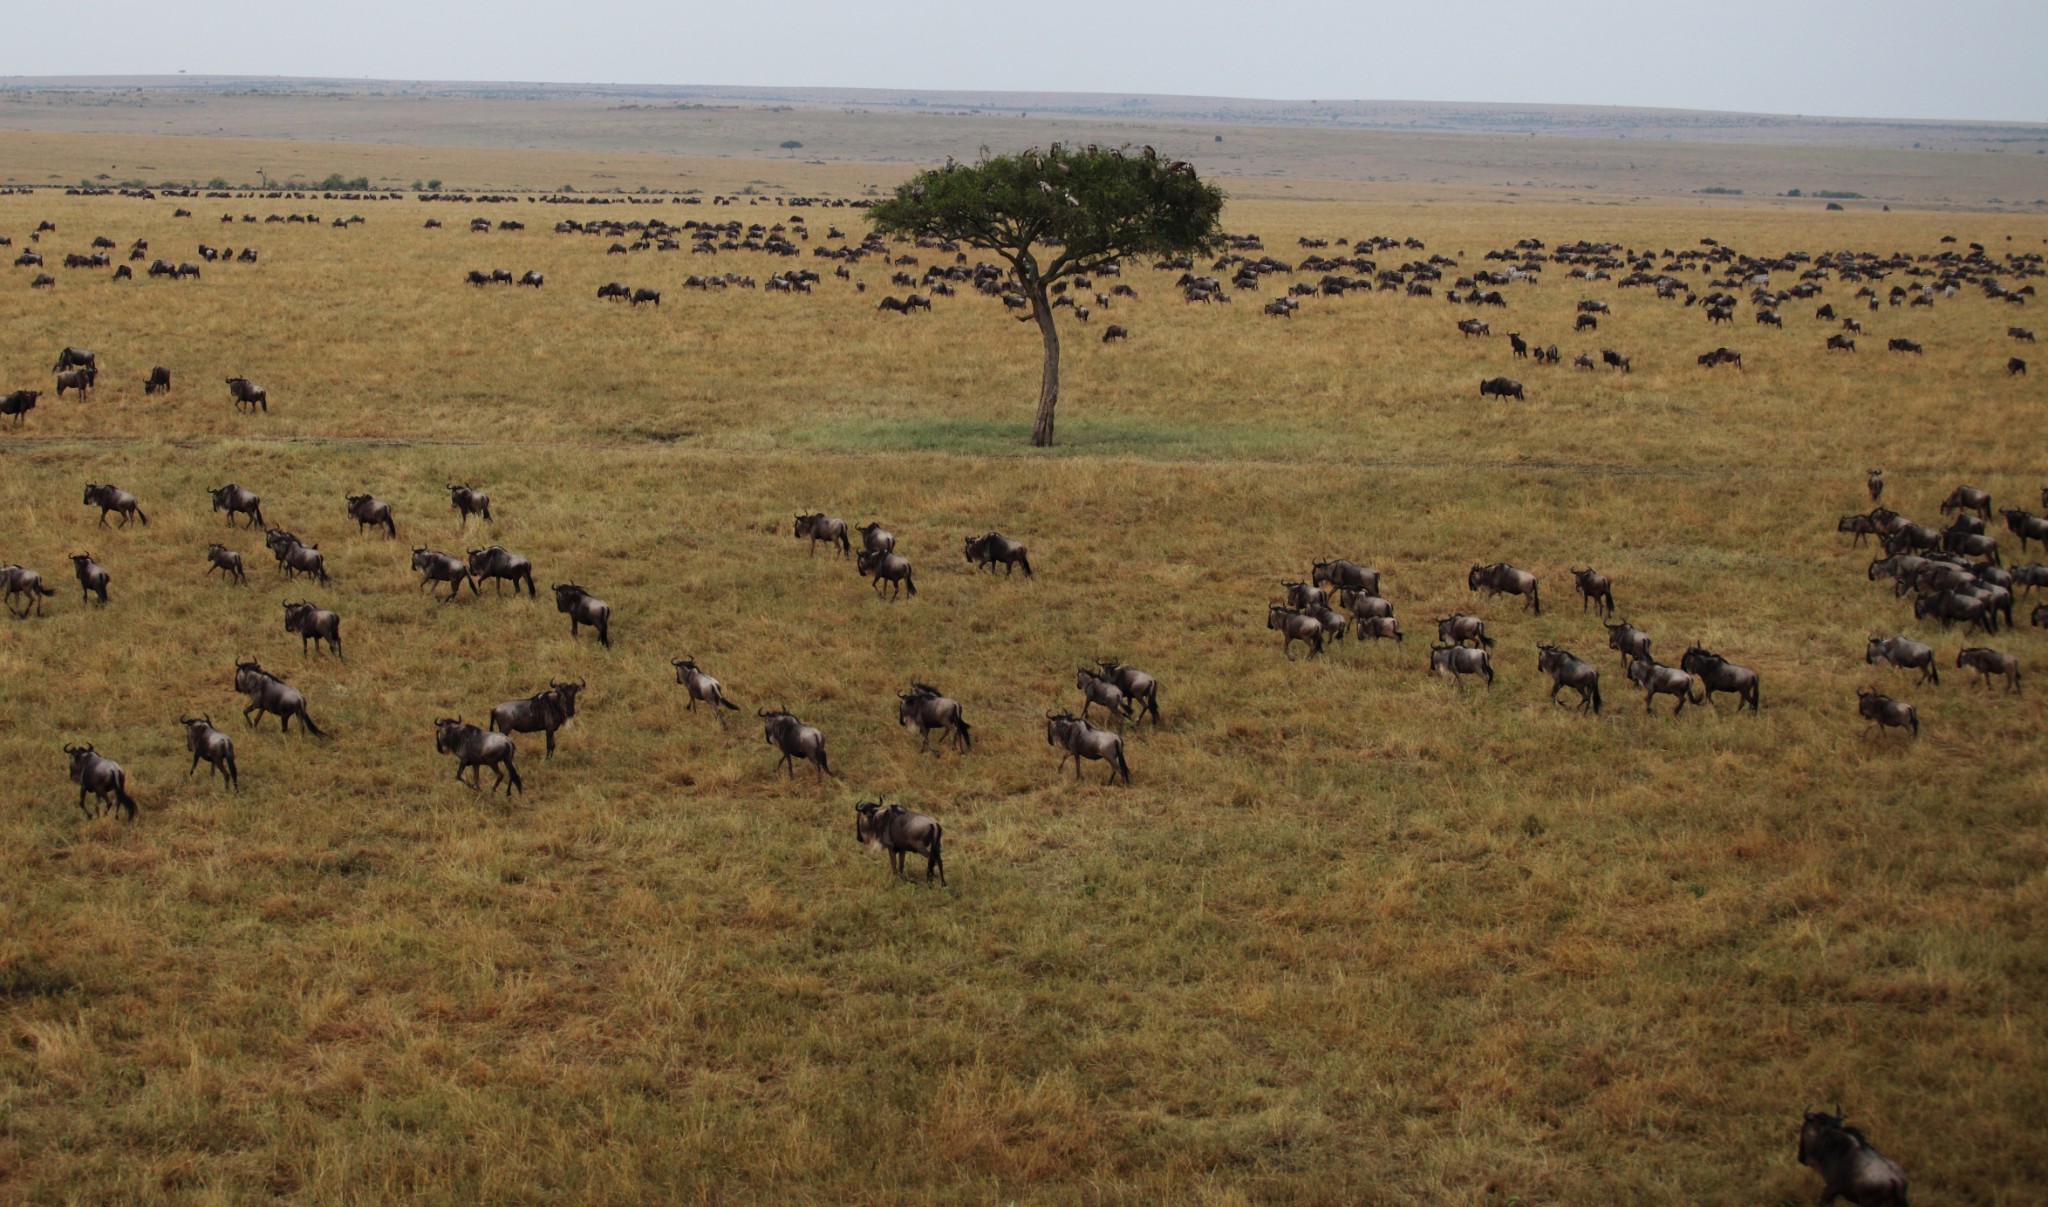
xmin=0 ymin=146 xmax=2044 ymax=1205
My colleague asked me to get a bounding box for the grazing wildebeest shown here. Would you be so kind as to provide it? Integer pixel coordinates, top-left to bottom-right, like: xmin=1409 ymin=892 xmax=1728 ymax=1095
xmin=234 ymin=660 xmax=325 ymax=735
xmin=1311 ymin=558 xmax=1380 ymax=596
xmin=759 ymin=708 xmax=831 ymax=780
xmin=597 ymin=281 xmax=629 ymax=301
xmin=1096 ymin=660 xmax=1161 ymax=724
xmin=854 ymin=522 xmax=895 ymax=555
xmin=1536 ymin=645 xmax=1601 ymax=714
xmin=143 ymin=366 xmax=171 ymax=395
xmin=54 ymin=347 xmax=94 ymax=373
xmin=1457 ymin=318 xmax=1490 ymax=337
xmin=1887 ymin=337 xmax=1922 ymax=355
xmin=2 ymin=564 xmax=56 ymax=616
xmin=2035 ymin=603 xmax=2048 ymax=629
xmin=412 ymin=548 xmax=475 ymax=601
xmin=70 ymin=553 xmax=110 ymax=604
xmin=518 ymin=270 xmax=544 ymax=287
xmin=1827 ymin=334 xmax=1856 ymax=352
xmin=1956 ymin=646 xmax=2021 ymax=693
xmin=552 ymin=583 xmax=611 ymax=647
xmin=1680 ymin=646 xmax=1760 ymax=711
xmin=467 ymin=545 xmax=536 ymax=596
xmin=1797 ymin=1109 xmax=1908 ymax=1207
xmin=1470 ymin=562 xmax=1540 ymax=614
xmin=1600 ymin=349 xmax=1631 ymax=373
xmin=83 ymin=483 xmax=147 ymax=527
xmin=1837 ymin=513 xmax=1880 ymax=545
xmin=282 ymin=600 xmax=342 ymax=657
xmin=855 ymin=799 xmax=946 ymax=885
xmin=630 ymin=287 xmax=661 ymax=307
xmin=1913 ymin=588 xmax=1996 ymax=634
xmin=1429 ymin=643 xmax=1494 ymax=691
xmin=1628 ymin=658 xmax=1700 ymax=714
xmin=224 ymin=376 xmax=268 ymax=412
xmin=1881 ymin=522 xmax=1943 ymax=557
xmin=856 ymin=550 xmax=917 ymax=599
xmin=794 ymin=512 xmax=851 ymax=557
xmin=1101 ymin=324 xmax=1129 ymax=343
xmin=1816 ymin=304 xmax=1836 ymax=320
xmin=434 ymin=717 xmax=523 ymax=794
xmin=1575 ymin=313 xmax=1599 ymax=332
xmin=29 ymin=273 xmax=54 ymax=288
xmin=1 ymin=388 xmax=38 ymax=424
xmin=1940 ymin=484 xmax=1992 ymax=520
xmin=345 ymin=493 xmax=396 ymax=537
xmin=491 ymin=678 xmax=585 ymax=757
xmin=55 ymin=366 xmax=95 ymax=399
xmin=964 ymin=532 xmax=1033 ymax=576
xmin=1698 ymin=346 xmax=1742 ymax=369
xmin=1479 ymin=376 xmax=1524 ymax=401
xmin=264 ymin=529 xmax=329 ymax=584
xmin=1046 ymin=712 xmax=1131 ymax=785
xmin=1572 ymin=352 xmax=1597 ymax=371
xmin=1756 ymin=310 xmax=1782 ymax=327
xmin=1267 ymin=604 xmax=1324 ymax=660
xmin=448 ymin=483 xmax=493 ymax=526
xmin=671 ymin=656 xmax=739 ymax=719
xmin=1570 ymin=566 xmax=1614 ymax=615
xmin=178 ymin=715 xmax=238 ymax=790
xmin=1865 ymin=635 xmax=1939 ymax=685
xmin=209 ymin=483 xmax=264 ymax=528
xmin=2013 ymin=357 xmax=2030 ymax=376
xmin=64 ymin=743 xmax=137 ymax=819
xmin=1436 ymin=614 xmax=1494 ymax=648
xmin=898 ymin=683 xmax=972 ymax=754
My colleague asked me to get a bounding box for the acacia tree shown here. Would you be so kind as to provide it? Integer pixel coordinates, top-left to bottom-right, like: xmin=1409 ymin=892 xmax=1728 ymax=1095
xmin=869 ymin=145 xmax=1224 ymax=447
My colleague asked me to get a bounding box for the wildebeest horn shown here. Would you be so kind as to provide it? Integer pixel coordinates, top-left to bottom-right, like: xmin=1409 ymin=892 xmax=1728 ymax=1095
xmin=576 ymin=677 xmax=586 ymax=688
xmin=757 ymin=707 xmax=769 ymax=716
xmin=671 ymin=657 xmax=686 ymax=667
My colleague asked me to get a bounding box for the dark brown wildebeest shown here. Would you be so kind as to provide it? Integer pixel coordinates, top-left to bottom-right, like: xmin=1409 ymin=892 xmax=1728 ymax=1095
xmin=204 ymin=543 xmax=246 ymax=585
xmin=1866 ymin=469 xmax=1883 ymax=503
xmin=448 ymin=483 xmax=493 ymax=526
xmin=1816 ymin=303 xmax=1836 ymax=320
xmin=898 ymin=683 xmax=972 ymax=754
xmin=964 ymin=532 xmax=1032 ymax=576
xmin=1756 ymin=310 xmax=1782 ymax=327
xmin=1470 ymin=562 xmax=1540 ymax=614
xmin=55 ymin=366 xmax=95 ymax=399
xmin=143 ymin=365 xmax=171 ymax=395
xmin=1866 ymin=634 xmax=1939 ymax=684
xmin=1436 ymin=614 xmax=1493 ymax=648
xmin=1337 ymin=590 xmax=1393 ymax=620
xmin=490 ymin=678 xmax=585 ymax=757
xmin=1881 ymin=522 xmax=1943 ymax=556
xmin=1457 ymin=318 xmax=1489 ymax=337
xmin=412 ymin=548 xmax=474 ymax=602
xmin=1479 ymin=376 xmax=1524 ymax=401
xmin=596 ymin=281 xmax=629 ymax=301
xmin=29 ymin=273 xmax=54 ymax=288
xmin=1282 ymin=580 xmax=1327 ymax=611
xmin=518 ymin=270 xmax=544 ymax=287
xmin=855 ymin=799 xmax=946 ymax=885
xmin=1887 ymin=337 xmax=1922 ymax=355
xmin=552 ymin=583 xmax=611 ymax=647
xmin=1797 ymin=1109 xmax=1908 ymax=1207
xmin=1606 ymin=620 xmax=1651 ymax=667
xmin=1570 ymin=566 xmax=1614 ymax=615
xmin=345 ymin=493 xmax=396 ymax=537
xmin=1536 ymin=644 xmax=1601 ymax=714
xmin=854 ymin=522 xmax=895 ymax=554
xmin=1940 ymin=523 xmax=2000 ymax=564
xmin=2011 ymin=563 xmax=2048 ymax=595
xmin=1680 ymin=646 xmax=1759 ymax=711
xmin=1956 ymin=646 xmax=2021 ymax=693
xmin=234 ymin=660 xmax=325 ymax=735
xmin=70 ymin=553 xmax=110 ymax=604
xmin=83 ymin=483 xmax=146 ymax=527
xmin=1429 ymin=643 xmax=1494 ymax=691
xmin=1838 ymin=513 xmax=1880 ymax=545
xmin=2012 ymin=326 xmax=2037 ymax=342
xmin=1698 ymin=346 xmax=1742 ymax=369
xmin=2035 ymin=603 xmax=2048 ymax=628
xmin=264 ymin=529 xmax=329 ymax=584
xmin=759 ymin=708 xmax=831 ymax=780
xmin=2 ymin=564 xmax=56 ymax=616
xmin=875 ymin=295 xmax=910 ymax=313
xmin=1576 ymin=299 xmax=1609 ymax=315
xmin=1267 ymin=604 xmax=1323 ymax=659
xmin=1096 ymin=660 xmax=1161 ymax=724
xmin=1600 ymin=349 xmax=1630 ymax=373
xmin=671 ymin=656 xmax=739 ymax=719
xmin=64 ymin=743 xmax=137 ymax=819
xmin=1 ymin=389 xmax=38 ymax=425
xmin=282 ymin=600 xmax=342 ymax=657
xmin=794 ymin=512 xmax=850 ymax=557
xmin=209 ymin=483 xmax=264 ymax=528
xmin=1102 ymin=324 xmax=1130 ymax=343
xmin=1842 ymin=317 xmax=1864 ymax=334
xmin=1046 ymin=711 xmax=1131 ymax=785
xmin=434 ymin=717 xmax=523 ymax=794
xmin=1705 ymin=305 xmax=1732 ymax=324
xmin=225 ymin=376 xmax=268 ymax=412
xmin=629 ymin=287 xmax=661 ymax=307
xmin=1628 ymin=657 xmax=1699 ymax=714
xmin=1913 ymin=588 xmax=1997 ymax=634
xmin=178 ymin=715 xmax=238 ymax=790
xmin=2014 ymin=357 xmax=2030 ymax=376
xmin=54 ymin=347 xmax=94 ymax=372
xmin=1575 ymin=313 xmax=1598 ymax=332
xmin=1311 ymin=558 xmax=1380 ymax=596
xmin=467 ymin=545 xmax=535 ymax=596
xmin=1827 ymin=333 xmax=1856 ymax=352
xmin=1508 ymin=331 xmax=1528 ymax=357
xmin=1941 ymin=484 xmax=1992 ymax=520
xmin=1573 ymin=352 xmax=1596 ymax=370
xmin=856 ymin=550 xmax=917 ymax=599
xmin=1857 ymin=689 xmax=1919 ymax=739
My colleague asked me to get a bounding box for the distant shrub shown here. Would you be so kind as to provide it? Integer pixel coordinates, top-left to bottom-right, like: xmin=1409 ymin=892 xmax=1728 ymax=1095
xmin=1826 ymin=202 xmax=1845 ymax=211
xmin=780 ymin=140 xmax=803 ymax=150
xmin=316 ymin=173 xmax=370 ymax=191
xmin=1783 ymin=188 xmax=1803 ymax=197
xmin=207 ymin=176 xmax=230 ymax=189
xmin=1698 ymin=186 xmax=1743 ymax=195
xmin=1814 ymin=190 xmax=1864 ymax=199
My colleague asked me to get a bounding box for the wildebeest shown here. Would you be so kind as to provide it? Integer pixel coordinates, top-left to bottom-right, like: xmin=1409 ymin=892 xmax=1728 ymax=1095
xmin=434 ymin=717 xmax=524 ymax=794
xmin=759 ymin=708 xmax=831 ymax=780
xmin=856 ymin=550 xmax=917 ymax=599
xmin=209 ymin=483 xmax=264 ymax=528
xmin=1600 ymin=349 xmax=1631 ymax=373
xmin=1796 ymin=1109 xmax=1908 ymax=1207
xmin=552 ymin=583 xmax=611 ymax=647
xmin=200 ymin=542 xmax=245 ymax=585
xmin=412 ymin=547 xmax=474 ymax=601
xmin=1575 ymin=314 xmax=1599 ymax=332
xmin=854 ymin=799 xmax=946 ymax=885
xmin=224 ymin=376 xmax=268 ymax=412
xmin=1857 ymin=689 xmax=1918 ymax=738
xmin=1267 ymin=604 xmax=1324 ymax=659
xmin=1095 ymin=660 xmax=1161 ymax=724
xmin=1887 ymin=338 xmax=1922 ymax=355
xmin=1837 ymin=513 xmax=1880 ymax=546
xmin=794 ymin=512 xmax=851 ymax=556
xmin=1680 ymin=646 xmax=1760 ymax=711
xmin=233 ymin=660 xmax=325 ymax=735
xmin=1628 ymin=658 xmax=1700 ymax=714
xmin=1436 ymin=613 xmax=1493 ymax=648
xmin=1469 ymin=562 xmax=1540 ymax=614
xmin=1940 ymin=484 xmax=1992 ymax=520
xmin=1429 ymin=643 xmax=1494 ymax=690
xmin=1536 ymin=645 xmax=1601 ymax=714
xmin=629 ymin=287 xmax=661 ymax=307
xmin=671 ymin=656 xmax=739 ymax=719
xmin=1311 ymin=558 xmax=1380 ymax=596
xmin=53 ymin=347 xmax=94 ymax=372
xmin=1046 ymin=712 xmax=1131 ymax=785
xmin=854 ymin=521 xmax=895 ymax=554
xmin=1101 ymin=324 xmax=1129 ymax=343
xmin=1866 ymin=468 xmax=1884 ymax=503
xmin=29 ymin=273 xmax=54 ymax=288
xmin=448 ymin=484 xmax=493 ymax=525
xmin=1940 ymin=523 xmax=2000 ymax=564
xmin=597 ymin=281 xmax=629 ymax=301
xmin=1572 ymin=352 xmax=1597 ymax=371
xmin=1479 ymin=376 xmax=1524 ymax=401
xmin=491 ymin=678 xmax=585 ymax=757
xmin=2012 ymin=326 xmax=2038 ymax=342
xmin=70 ymin=553 xmax=110 ymax=604
xmin=1865 ymin=635 xmax=1939 ymax=685
xmin=2 ymin=564 xmax=56 ymax=616
xmin=964 ymin=532 xmax=1033 ymax=576
xmin=264 ymin=529 xmax=329 ymax=584
xmin=1698 ymin=346 xmax=1742 ymax=369
xmin=466 ymin=545 xmax=535 ymax=597
xmin=281 ymin=600 xmax=342 ymax=657
xmin=64 ymin=743 xmax=137 ymax=819
xmin=1 ymin=389 xmax=38 ymax=424
xmin=345 ymin=493 xmax=396 ymax=537
xmin=1457 ymin=318 xmax=1490 ymax=337
xmin=1605 ymin=620 xmax=1652 ymax=667
xmin=1956 ymin=646 xmax=2021 ymax=693
xmin=83 ymin=482 xmax=147 ymax=527
xmin=1508 ymin=332 xmax=1528 ymax=357
xmin=1336 ymin=589 xmax=1393 ymax=620
xmin=1282 ymin=580 xmax=1327 ymax=611
xmin=143 ymin=365 xmax=171 ymax=395
xmin=1570 ymin=566 xmax=1614 ymax=615
xmin=2013 ymin=357 xmax=2030 ymax=376
xmin=1827 ymin=334 xmax=1856 ymax=352
xmin=518 ymin=270 xmax=544 ymax=287
xmin=178 ymin=715 xmax=238 ymax=790
xmin=55 ymin=366 xmax=95 ymax=399
xmin=1913 ymin=587 xmax=1997 ymax=634
xmin=898 ymin=683 xmax=972 ymax=754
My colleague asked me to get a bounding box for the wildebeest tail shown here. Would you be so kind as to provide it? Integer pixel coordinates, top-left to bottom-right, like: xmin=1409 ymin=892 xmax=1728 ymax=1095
xmin=903 ymin=576 xmax=917 ymax=597
xmin=1115 ymin=747 xmax=1132 ymax=784
xmin=33 ymin=583 xmax=54 ymax=596
xmin=1479 ymin=633 xmax=1495 ymax=648
xmin=114 ymin=777 xmax=137 ymax=819
xmin=718 ymin=694 xmax=739 ymax=711
xmin=597 ymin=613 xmax=611 ymax=648
xmin=954 ymin=718 xmax=972 ymax=751
xmin=1018 ymin=552 xmax=1033 ymax=577
xmin=1590 ymin=681 xmax=1602 ymax=714
xmin=299 ymin=708 xmax=327 ymax=738
xmin=506 ymin=760 xmax=524 ymax=793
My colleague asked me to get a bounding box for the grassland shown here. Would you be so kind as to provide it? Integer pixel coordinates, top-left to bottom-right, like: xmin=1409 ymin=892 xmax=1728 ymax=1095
xmin=0 ymin=163 xmax=2044 ymax=1204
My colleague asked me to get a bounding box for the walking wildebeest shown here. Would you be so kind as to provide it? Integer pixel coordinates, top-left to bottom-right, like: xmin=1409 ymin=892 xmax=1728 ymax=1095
xmin=964 ymin=532 xmax=1033 ymax=576
xmin=1698 ymin=347 xmax=1742 ymax=369
xmin=83 ymin=483 xmax=147 ymax=527
xmin=1357 ymin=616 xmax=1404 ymax=643
xmin=264 ymin=529 xmax=329 ymax=584
xmin=1605 ymin=620 xmax=1651 ymax=667
xmin=1866 ymin=469 xmax=1883 ymax=504
xmin=898 ymin=683 xmax=972 ymax=754
xmin=64 ymin=743 xmax=137 ymax=819
xmin=1480 ymin=376 xmax=1525 ymax=401
xmin=854 ymin=522 xmax=895 ymax=554
xmin=1888 ymin=337 xmax=1923 ymax=355
xmin=1940 ymin=484 xmax=1992 ymax=520
xmin=759 ymin=708 xmax=831 ymax=780
xmin=1 ymin=389 xmax=38 ymax=425
xmin=491 ymin=678 xmax=585 ymax=757
xmin=629 ymin=287 xmax=661 ymax=307
xmin=856 ymin=550 xmax=917 ymax=599
xmin=1336 ymin=589 xmax=1392 ymax=619
xmin=209 ymin=483 xmax=264 ymax=528
xmin=282 ymin=600 xmax=342 ymax=657
xmin=1046 ymin=712 xmax=1131 ymax=785
xmin=54 ymin=366 xmax=95 ymax=399
xmin=224 ymin=376 xmax=268 ymax=412
xmin=855 ymin=799 xmax=946 ymax=885
xmin=1857 ymin=689 xmax=1918 ymax=739
xmin=412 ymin=548 xmax=475 ymax=602
xmin=2002 ymin=509 xmax=2048 ymax=552
xmin=1282 ymin=580 xmax=1327 ymax=611
xmin=1536 ymin=645 xmax=1601 ymax=714
xmin=1600 ymin=349 xmax=1631 ymax=373
xmin=1570 ymin=566 xmax=1615 ymax=615
xmin=1311 ymin=559 xmax=1380 ymax=596
xmin=794 ymin=513 xmax=850 ymax=556
xmin=1680 ymin=646 xmax=1760 ymax=711
xmin=448 ymin=484 xmax=493 ymax=526
xmin=178 ymin=715 xmax=238 ymax=790
xmin=468 ymin=545 xmax=536 ymax=596
xmin=1436 ymin=614 xmax=1494 ymax=648
xmin=1429 ymin=643 xmax=1494 ymax=690
xmin=671 ymin=656 xmax=740 ymax=719
xmin=1470 ymin=562 xmax=1540 ymax=614
xmin=1956 ymin=646 xmax=2021 ymax=693
xmin=434 ymin=717 xmax=524 ymax=794
xmin=1837 ymin=513 xmax=1880 ymax=546
xmin=552 ymin=583 xmax=611 ymax=647
xmin=1865 ymin=635 xmax=1939 ymax=685
xmin=2 ymin=564 xmax=56 ymax=616
xmin=1267 ymin=604 xmax=1324 ymax=659
xmin=143 ymin=365 xmax=171 ymax=395
xmin=1074 ymin=666 xmax=1135 ymax=725
xmin=1628 ymin=658 xmax=1700 ymax=714
xmin=54 ymin=347 xmax=94 ymax=373
xmin=345 ymin=493 xmax=396 ymax=537
xmin=233 ymin=660 xmax=325 ymax=735
xmin=1827 ymin=334 xmax=1856 ymax=352
xmin=1096 ymin=660 xmax=1161 ymax=724
xmin=70 ymin=553 xmax=110 ymax=604
xmin=1797 ymin=1109 xmax=1908 ymax=1207
xmin=1102 ymin=324 xmax=1130 ymax=343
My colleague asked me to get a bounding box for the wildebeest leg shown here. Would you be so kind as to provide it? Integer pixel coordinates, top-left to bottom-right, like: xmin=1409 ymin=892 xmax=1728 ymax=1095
xmin=544 ymin=728 xmax=555 ymax=758
xmin=189 ymin=751 xmax=202 ymax=776
xmin=280 ymin=711 xmax=293 ymax=733
xmin=244 ymin=704 xmax=262 ymax=727
xmin=78 ymin=784 xmax=94 ymax=818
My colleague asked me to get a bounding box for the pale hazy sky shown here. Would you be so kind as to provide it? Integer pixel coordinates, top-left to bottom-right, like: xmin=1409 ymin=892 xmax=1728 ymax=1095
xmin=15 ymin=0 xmax=2046 ymax=123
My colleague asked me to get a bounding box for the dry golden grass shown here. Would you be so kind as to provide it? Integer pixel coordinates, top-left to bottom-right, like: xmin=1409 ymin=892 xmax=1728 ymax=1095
xmin=0 ymin=173 xmax=2044 ymax=1204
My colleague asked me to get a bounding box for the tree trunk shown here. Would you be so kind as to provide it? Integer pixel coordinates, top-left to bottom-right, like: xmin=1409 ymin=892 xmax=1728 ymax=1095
xmin=1029 ymin=286 xmax=1060 ymax=447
